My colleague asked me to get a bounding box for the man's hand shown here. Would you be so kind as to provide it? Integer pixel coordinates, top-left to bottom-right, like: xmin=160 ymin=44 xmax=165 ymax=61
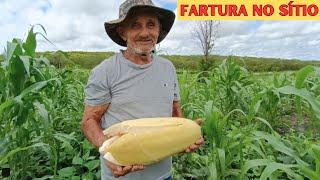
xmin=184 ymin=118 xmax=205 ymax=153
xmin=105 ymin=160 xmax=144 ymax=177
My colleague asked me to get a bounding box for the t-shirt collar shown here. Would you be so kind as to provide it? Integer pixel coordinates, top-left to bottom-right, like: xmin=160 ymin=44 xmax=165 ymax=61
xmin=120 ymin=50 xmax=154 ymax=69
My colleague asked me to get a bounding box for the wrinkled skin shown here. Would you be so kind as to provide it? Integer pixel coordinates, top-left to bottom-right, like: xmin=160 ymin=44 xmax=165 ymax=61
xmin=117 ymin=12 xmax=160 ymax=58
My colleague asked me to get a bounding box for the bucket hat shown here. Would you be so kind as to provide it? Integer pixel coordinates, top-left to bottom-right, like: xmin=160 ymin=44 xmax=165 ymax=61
xmin=104 ymin=0 xmax=175 ymax=47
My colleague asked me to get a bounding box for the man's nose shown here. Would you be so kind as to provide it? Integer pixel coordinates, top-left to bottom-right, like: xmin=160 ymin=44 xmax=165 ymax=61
xmin=139 ymin=26 xmax=150 ymax=37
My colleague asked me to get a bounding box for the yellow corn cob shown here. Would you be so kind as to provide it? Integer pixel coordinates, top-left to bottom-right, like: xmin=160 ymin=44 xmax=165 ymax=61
xmin=101 ymin=117 xmax=202 ymax=166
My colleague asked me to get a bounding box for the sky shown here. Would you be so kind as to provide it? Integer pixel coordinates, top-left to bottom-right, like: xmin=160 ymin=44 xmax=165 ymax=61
xmin=1 ymin=0 xmax=320 ymax=60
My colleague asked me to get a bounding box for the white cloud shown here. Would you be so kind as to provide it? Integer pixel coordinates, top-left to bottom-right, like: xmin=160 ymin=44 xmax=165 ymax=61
xmin=157 ymin=0 xmax=176 ymax=3
xmin=0 ymin=0 xmax=123 ymax=52
xmin=1 ymin=0 xmax=320 ymax=60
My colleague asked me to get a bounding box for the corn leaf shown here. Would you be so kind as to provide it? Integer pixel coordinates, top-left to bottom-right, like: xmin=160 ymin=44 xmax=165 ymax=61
xmin=22 ymin=27 xmax=36 ymax=57
xmin=19 ymin=56 xmax=31 ymax=77
xmin=295 ymin=65 xmax=315 ymax=89
xmin=260 ymin=162 xmax=302 ymax=180
xmin=277 ymin=86 xmax=320 ymax=118
xmin=241 ymin=159 xmax=272 ymax=177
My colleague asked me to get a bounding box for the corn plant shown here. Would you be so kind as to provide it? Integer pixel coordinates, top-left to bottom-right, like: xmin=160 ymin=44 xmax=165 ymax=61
xmin=0 ymin=26 xmax=100 ymax=179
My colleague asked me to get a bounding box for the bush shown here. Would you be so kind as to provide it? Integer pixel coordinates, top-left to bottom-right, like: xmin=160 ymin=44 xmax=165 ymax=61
xmin=44 ymin=51 xmax=75 ymax=68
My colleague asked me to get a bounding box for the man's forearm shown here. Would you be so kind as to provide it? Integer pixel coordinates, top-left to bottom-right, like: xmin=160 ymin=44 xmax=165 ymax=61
xmin=172 ymin=101 xmax=183 ymax=117
xmin=172 ymin=109 xmax=183 ymax=117
xmin=81 ymin=104 xmax=109 ymax=148
xmin=82 ymin=119 xmax=106 ymax=148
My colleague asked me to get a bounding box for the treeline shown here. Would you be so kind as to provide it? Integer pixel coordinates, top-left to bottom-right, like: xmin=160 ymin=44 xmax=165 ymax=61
xmin=165 ymin=55 xmax=320 ymax=72
xmin=1 ymin=51 xmax=319 ymax=71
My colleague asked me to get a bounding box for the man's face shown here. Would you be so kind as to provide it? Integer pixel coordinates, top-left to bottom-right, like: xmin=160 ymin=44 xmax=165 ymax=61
xmin=119 ymin=13 xmax=160 ymax=55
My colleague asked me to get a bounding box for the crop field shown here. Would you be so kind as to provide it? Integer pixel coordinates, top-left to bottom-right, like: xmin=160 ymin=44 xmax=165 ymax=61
xmin=0 ymin=28 xmax=320 ymax=179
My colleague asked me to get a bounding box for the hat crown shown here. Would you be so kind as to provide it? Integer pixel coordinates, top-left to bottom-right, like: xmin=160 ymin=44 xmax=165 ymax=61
xmin=119 ymin=0 xmax=154 ymax=19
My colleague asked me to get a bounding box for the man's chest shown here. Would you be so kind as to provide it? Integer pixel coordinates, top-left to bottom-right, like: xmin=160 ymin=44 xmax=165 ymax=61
xmin=109 ymin=68 xmax=175 ymax=102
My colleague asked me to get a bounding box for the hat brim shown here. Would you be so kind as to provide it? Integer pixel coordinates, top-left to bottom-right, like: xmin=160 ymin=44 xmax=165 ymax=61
xmin=104 ymin=5 xmax=175 ymax=47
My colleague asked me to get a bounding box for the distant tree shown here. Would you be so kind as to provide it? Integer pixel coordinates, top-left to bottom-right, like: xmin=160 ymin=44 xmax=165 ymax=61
xmin=47 ymin=50 xmax=74 ymax=68
xmin=193 ymin=20 xmax=220 ymax=71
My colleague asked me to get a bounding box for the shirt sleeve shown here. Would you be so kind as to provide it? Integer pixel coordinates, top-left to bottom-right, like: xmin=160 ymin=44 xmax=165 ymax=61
xmin=173 ymin=66 xmax=181 ymax=101
xmin=84 ymin=68 xmax=111 ymax=106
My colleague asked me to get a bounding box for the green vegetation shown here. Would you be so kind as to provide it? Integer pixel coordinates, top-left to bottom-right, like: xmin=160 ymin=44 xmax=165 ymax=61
xmin=1 ymin=27 xmax=320 ymax=179
xmin=174 ymin=59 xmax=320 ymax=179
xmin=46 ymin=52 xmax=320 ymax=72
xmin=2 ymin=49 xmax=319 ymax=72
xmin=164 ymin=54 xmax=320 ymax=72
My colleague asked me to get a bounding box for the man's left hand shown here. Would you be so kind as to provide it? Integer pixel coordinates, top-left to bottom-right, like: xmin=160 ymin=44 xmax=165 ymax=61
xmin=184 ymin=118 xmax=204 ymax=153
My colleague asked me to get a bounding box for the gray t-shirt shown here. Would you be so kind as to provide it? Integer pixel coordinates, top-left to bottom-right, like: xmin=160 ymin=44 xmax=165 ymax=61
xmin=84 ymin=51 xmax=180 ymax=180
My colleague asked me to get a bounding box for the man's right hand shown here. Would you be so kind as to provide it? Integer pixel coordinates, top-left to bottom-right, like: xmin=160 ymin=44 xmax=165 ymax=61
xmin=105 ymin=160 xmax=144 ymax=177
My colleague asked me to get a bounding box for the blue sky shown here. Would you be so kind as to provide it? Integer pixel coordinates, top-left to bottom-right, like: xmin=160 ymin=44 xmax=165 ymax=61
xmin=1 ymin=0 xmax=320 ymax=60
xmin=163 ymin=2 xmax=176 ymax=11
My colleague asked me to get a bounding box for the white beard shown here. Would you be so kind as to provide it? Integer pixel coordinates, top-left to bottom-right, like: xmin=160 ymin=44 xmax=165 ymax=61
xmin=127 ymin=44 xmax=155 ymax=56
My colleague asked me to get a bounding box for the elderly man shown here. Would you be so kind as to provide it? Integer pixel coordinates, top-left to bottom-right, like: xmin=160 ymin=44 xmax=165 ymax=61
xmin=81 ymin=0 xmax=204 ymax=179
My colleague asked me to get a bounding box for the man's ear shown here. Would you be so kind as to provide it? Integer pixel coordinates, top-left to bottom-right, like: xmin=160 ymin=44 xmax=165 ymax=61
xmin=117 ymin=26 xmax=126 ymax=42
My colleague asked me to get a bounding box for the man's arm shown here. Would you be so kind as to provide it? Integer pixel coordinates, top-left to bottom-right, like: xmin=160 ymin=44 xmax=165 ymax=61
xmin=81 ymin=103 xmax=145 ymax=177
xmin=81 ymin=104 xmax=109 ymax=148
xmin=172 ymin=101 xmax=183 ymax=117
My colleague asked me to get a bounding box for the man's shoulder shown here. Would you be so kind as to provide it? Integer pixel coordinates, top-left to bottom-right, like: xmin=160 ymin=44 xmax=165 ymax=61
xmin=154 ymin=54 xmax=175 ymax=69
xmin=91 ymin=54 xmax=118 ymax=74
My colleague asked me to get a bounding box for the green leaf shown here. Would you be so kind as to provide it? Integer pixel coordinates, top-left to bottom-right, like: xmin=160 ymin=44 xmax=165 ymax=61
xmin=82 ymin=172 xmax=94 ymax=180
xmin=19 ymin=56 xmax=31 ymax=77
xmin=208 ymin=161 xmax=218 ymax=180
xmin=0 ymin=143 xmax=48 ymax=165
xmin=53 ymin=133 xmax=74 ymax=153
xmin=58 ymin=167 xmax=76 ymax=177
xmin=54 ymin=132 xmax=78 ymax=142
xmin=277 ymin=86 xmax=320 ymax=118
xmin=3 ymin=42 xmax=17 ymax=67
xmin=254 ymin=117 xmax=274 ymax=132
xmin=18 ymin=80 xmax=52 ymax=98
xmin=35 ymin=56 xmax=50 ymax=66
xmin=16 ymin=103 xmax=29 ymax=126
xmin=85 ymin=160 xmax=99 ymax=171
xmin=12 ymin=38 xmax=23 ymax=56
xmin=247 ymin=91 xmax=265 ymax=121
xmin=311 ymin=145 xmax=320 ymax=174
xmin=9 ymin=55 xmax=26 ymax=95
xmin=250 ymin=144 xmax=267 ymax=159
xmin=217 ymin=148 xmax=225 ymax=176
xmin=82 ymin=140 xmax=95 ymax=152
xmin=23 ymin=26 xmax=36 ymax=57
xmin=260 ymin=162 xmax=302 ymax=180
xmin=299 ymin=165 xmax=319 ymax=180
xmin=34 ymin=101 xmax=49 ymax=128
xmin=253 ymin=131 xmax=308 ymax=166
xmin=0 ymin=135 xmax=10 ymax=157
xmin=71 ymin=176 xmax=81 ymax=180
xmin=241 ymin=159 xmax=272 ymax=177
xmin=72 ymin=156 xmax=83 ymax=165
xmin=33 ymin=175 xmax=54 ymax=180
xmin=295 ymin=65 xmax=315 ymax=89
xmin=0 ymin=98 xmax=17 ymax=116
xmin=311 ymin=145 xmax=320 ymax=162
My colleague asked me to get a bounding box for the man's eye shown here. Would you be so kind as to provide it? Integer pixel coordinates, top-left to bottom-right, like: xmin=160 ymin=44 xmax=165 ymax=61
xmin=131 ymin=23 xmax=139 ymax=28
xmin=148 ymin=23 xmax=155 ymax=28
